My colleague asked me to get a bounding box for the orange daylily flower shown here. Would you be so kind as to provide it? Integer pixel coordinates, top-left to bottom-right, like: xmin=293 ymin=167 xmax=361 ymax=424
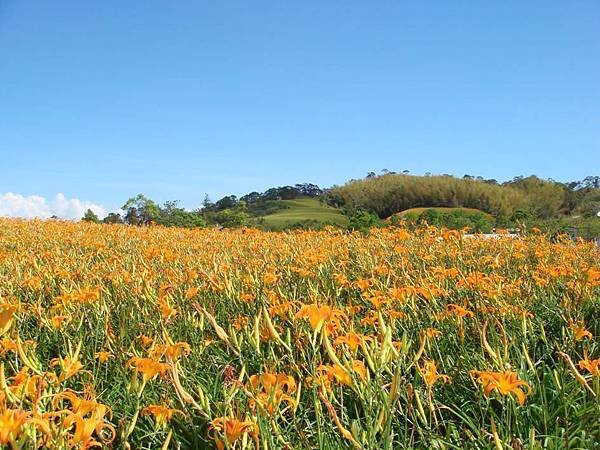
xmin=164 ymin=342 xmax=192 ymax=360
xmin=262 ymin=271 xmax=279 ymax=285
xmin=0 ymin=303 xmax=18 ymax=335
xmin=334 ymin=332 xmax=373 ymax=351
xmin=313 ymin=360 xmax=368 ymax=390
xmin=54 ymin=390 xmax=109 ymax=418
xmin=50 ymin=315 xmax=69 ymax=329
xmin=249 ymin=372 xmax=297 ymax=395
xmin=50 ymin=355 xmax=86 ymax=382
xmin=127 ymin=357 xmax=169 ymax=383
xmin=354 ymin=278 xmax=372 ymax=291
xmin=470 ymin=370 xmax=532 ymax=405
xmin=94 ymin=351 xmax=113 ymax=363
xmin=209 ymin=417 xmax=257 ymax=450
xmin=240 ymin=292 xmax=255 ymax=303
xmin=247 ymin=372 xmax=297 ymax=415
xmin=578 ymin=357 xmax=600 ymax=377
xmin=73 ymin=287 xmax=101 ymax=304
xmin=419 ymin=360 xmax=451 ymax=388
xmin=0 ymin=337 xmax=18 ymax=356
xmin=232 ymin=316 xmax=248 ymax=330
xmin=569 ymin=322 xmax=593 ymax=341
xmin=63 ymin=412 xmax=115 ymax=450
xmin=137 ymin=334 xmax=154 ymax=347
xmin=8 ymin=368 xmax=49 ymax=399
xmin=21 ymin=276 xmax=42 ymax=291
xmin=442 ymin=229 xmax=461 ymax=242
xmin=158 ymin=298 xmax=177 ymax=319
xmin=295 ymin=303 xmax=345 ymax=333
xmin=142 ymin=404 xmax=184 ymax=428
xmin=0 ymin=409 xmax=31 ymax=445
xmin=364 ymin=292 xmax=387 ymax=309
xmin=185 ymin=286 xmax=200 ymax=299
xmin=446 ymin=304 xmax=474 ymax=318
xmin=150 ymin=341 xmax=192 ymax=361
xmin=333 ymin=273 xmax=350 ymax=287
xmin=396 ymin=229 xmax=411 ymax=240
xmin=424 ymin=328 xmax=442 ymax=340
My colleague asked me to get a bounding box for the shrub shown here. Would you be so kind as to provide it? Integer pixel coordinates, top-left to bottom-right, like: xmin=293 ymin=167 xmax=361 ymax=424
xmin=349 ymin=210 xmax=383 ymax=232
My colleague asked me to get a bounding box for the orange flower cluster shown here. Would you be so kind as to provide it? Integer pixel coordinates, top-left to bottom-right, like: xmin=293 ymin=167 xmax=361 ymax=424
xmin=0 ymin=218 xmax=598 ymax=448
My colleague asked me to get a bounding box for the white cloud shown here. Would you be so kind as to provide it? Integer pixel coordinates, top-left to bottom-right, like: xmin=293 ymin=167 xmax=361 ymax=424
xmin=0 ymin=193 xmax=107 ymax=220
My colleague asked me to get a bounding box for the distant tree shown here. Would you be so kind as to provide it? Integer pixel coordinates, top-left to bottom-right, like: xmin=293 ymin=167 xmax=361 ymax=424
xmin=82 ymin=209 xmax=100 ymax=223
xmin=122 ymin=194 xmax=161 ymax=225
xmin=505 ymin=176 xmax=565 ymax=219
xmin=102 ymin=212 xmax=124 ymax=224
xmin=214 ymin=195 xmax=238 ymax=210
xmin=275 ymin=186 xmax=299 ymax=200
xmin=202 ymin=194 xmax=213 ymax=209
xmin=161 ymin=200 xmax=180 ymax=216
xmin=261 ymin=186 xmax=303 ymax=200
xmin=240 ymin=191 xmax=261 ymax=204
xmin=138 ymin=200 xmax=204 ymax=228
xmin=295 ymin=183 xmax=323 ymax=197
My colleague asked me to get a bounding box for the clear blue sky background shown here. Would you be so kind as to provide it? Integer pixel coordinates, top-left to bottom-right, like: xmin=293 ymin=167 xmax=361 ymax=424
xmin=1 ymin=0 xmax=599 ymax=212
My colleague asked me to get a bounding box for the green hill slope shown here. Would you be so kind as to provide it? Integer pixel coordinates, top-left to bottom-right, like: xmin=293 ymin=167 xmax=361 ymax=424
xmin=259 ymin=198 xmax=349 ymax=229
xmin=394 ymin=207 xmax=493 ymax=218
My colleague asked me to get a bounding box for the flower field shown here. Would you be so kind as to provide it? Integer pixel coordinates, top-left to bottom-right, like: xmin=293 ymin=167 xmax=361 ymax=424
xmin=0 ymin=219 xmax=599 ymax=449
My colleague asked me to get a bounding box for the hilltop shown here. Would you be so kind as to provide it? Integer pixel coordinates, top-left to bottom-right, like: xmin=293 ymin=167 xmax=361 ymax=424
xmin=256 ymin=198 xmax=349 ymax=230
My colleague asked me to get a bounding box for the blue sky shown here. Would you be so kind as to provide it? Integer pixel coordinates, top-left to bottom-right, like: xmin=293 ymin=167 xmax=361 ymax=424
xmin=1 ymin=1 xmax=599 ymax=217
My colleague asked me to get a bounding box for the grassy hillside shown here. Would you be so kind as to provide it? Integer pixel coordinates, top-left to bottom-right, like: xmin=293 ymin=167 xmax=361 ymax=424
xmin=259 ymin=197 xmax=349 ymax=229
xmin=395 ymin=206 xmax=493 ymax=218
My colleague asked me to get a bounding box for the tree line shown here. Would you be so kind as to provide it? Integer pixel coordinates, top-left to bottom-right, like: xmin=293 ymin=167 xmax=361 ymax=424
xmin=81 ymin=173 xmax=600 ymax=236
xmin=82 ymin=183 xmax=325 ymax=228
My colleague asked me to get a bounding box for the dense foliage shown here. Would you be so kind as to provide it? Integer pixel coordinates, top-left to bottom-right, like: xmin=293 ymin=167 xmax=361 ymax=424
xmin=328 ymin=174 xmax=524 ymax=218
xmin=84 ymin=175 xmax=600 ymax=236
xmin=120 ymin=195 xmax=207 ymax=228
xmin=1 ymin=219 xmax=599 ymax=449
xmin=328 ymin=174 xmax=600 ymax=223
